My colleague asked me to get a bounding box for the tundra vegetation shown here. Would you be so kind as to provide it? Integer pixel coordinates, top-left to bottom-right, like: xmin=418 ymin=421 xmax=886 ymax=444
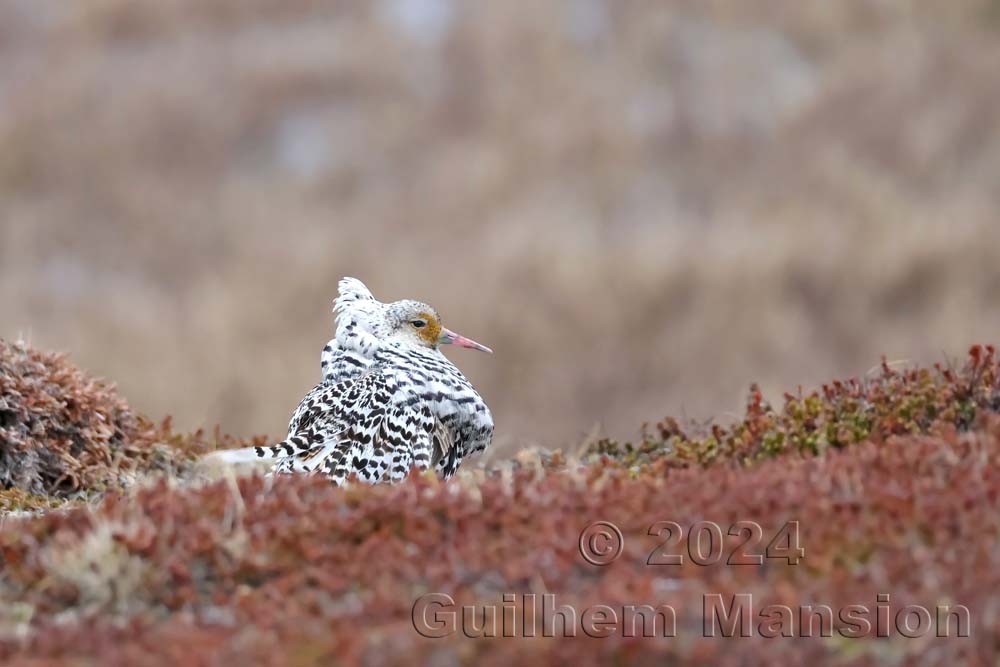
xmin=1 ymin=338 xmax=997 ymax=665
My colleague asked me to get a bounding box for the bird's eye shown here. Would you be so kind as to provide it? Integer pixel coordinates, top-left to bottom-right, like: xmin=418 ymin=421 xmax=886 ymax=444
xmin=411 ymin=319 xmax=427 ymax=329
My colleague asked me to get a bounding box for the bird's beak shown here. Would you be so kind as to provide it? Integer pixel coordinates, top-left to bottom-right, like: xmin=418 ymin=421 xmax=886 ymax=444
xmin=438 ymin=327 xmax=493 ymax=354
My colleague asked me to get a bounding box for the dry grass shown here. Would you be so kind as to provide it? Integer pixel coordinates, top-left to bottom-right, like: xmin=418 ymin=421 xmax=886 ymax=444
xmin=2 ymin=1 xmax=1000 ymax=455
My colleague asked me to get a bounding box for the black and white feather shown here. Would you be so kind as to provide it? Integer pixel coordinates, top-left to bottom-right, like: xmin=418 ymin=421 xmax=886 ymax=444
xmin=213 ymin=278 xmax=493 ymax=485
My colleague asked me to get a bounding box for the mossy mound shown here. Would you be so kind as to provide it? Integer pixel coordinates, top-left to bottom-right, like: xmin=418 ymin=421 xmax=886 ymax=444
xmin=0 ymin=339 xmax=236 ymax=502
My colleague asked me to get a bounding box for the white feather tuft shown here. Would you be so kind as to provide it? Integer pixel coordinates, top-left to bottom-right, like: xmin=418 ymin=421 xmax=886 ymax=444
xmin=331 ymin=277 xmax=385 ymax=356
xmin=203 ymin=447 xmax=265 ymax=464
xmin=334 ymin=277 xmax=376 ymax=314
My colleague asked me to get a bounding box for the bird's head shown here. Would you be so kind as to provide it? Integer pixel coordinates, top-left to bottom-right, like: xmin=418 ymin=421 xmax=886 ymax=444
xmin=385 ymin=300 xmax=492 ymax=354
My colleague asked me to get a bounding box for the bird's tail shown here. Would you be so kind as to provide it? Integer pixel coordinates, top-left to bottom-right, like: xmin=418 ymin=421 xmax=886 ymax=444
xmin=205 ymin=447 xmax=264 ymax=464
xmin=204 ymin=435 xmax=315 ymax=465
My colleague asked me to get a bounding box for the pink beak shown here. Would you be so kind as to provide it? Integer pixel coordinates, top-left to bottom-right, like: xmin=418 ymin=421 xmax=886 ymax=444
xmin=439 ymin=327 xmax=493 ymax=354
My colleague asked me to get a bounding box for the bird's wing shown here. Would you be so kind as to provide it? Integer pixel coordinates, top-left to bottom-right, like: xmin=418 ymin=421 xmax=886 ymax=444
xmin=265 ymin=364 xmax=439 ymax=485
xmin=429 ymin=417 xmax=463 ymax=478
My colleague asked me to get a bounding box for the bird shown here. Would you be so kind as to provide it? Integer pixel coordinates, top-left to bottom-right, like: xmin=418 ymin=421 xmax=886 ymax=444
xmin=212 ymin=278 xmax=494 ymax=485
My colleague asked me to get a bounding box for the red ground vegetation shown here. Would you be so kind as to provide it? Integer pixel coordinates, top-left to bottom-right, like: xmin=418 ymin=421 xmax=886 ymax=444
xmin=0 ymin=339 xmax=260 ymax=507
xmin=0 ymin=341 xmax=998 ymax=665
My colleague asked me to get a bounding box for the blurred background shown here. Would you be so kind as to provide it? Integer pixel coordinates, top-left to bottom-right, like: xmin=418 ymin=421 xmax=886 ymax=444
xmin=2 ymin=1 xmax=1000 ymax=455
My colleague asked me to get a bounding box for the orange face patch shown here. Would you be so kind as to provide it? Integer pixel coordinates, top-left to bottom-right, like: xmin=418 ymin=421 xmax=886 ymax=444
xmin=417 ymin=313 xmax=442 ymax=346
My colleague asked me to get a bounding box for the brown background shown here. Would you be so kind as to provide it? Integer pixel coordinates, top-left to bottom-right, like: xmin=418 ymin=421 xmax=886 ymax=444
xmin=2 ymin=1 xmax=999 ymax=455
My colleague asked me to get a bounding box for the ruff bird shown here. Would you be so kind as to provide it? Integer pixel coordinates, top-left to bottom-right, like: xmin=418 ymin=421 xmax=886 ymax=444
xmin=214 ymin=278 xmax=493 ymax=485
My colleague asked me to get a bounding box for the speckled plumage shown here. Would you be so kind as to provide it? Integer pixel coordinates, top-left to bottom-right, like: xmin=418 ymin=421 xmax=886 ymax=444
xmin=247 ymin=278 xmax=493 ymax=485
